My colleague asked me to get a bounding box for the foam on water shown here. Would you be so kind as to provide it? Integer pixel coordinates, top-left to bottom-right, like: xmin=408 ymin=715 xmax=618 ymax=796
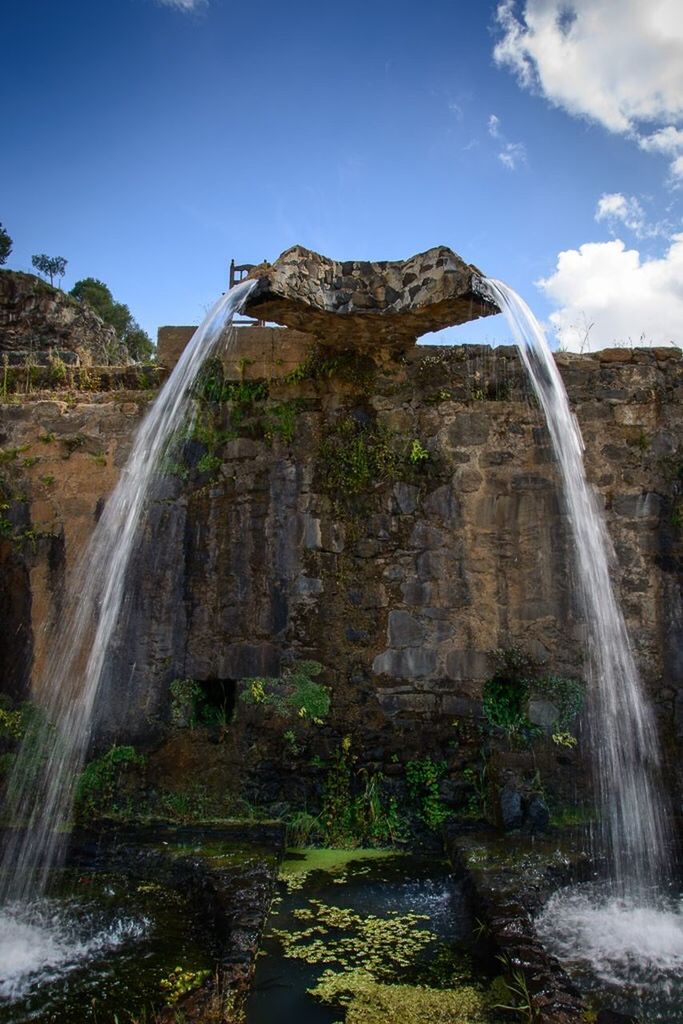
xmin=0 ymin=901 xmax=148 ymax=1002
xmin=536 ymin=884 xmax=683 ymax=1018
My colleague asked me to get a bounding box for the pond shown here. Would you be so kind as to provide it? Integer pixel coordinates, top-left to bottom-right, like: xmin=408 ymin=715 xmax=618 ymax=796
xmin=245 ymin=848 xmax=502 ymax=1024
xmin=0 ymin=870 xmax=213 ymax=1023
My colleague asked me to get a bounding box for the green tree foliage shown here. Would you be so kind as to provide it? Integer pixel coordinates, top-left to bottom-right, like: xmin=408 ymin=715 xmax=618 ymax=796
xmin=0 ymin=223 xmax=12 ymax=265
xmin=31 ymin=254 xmax=67 ymax=286
xmin=70 ymin=277 xmax=154 ymax=362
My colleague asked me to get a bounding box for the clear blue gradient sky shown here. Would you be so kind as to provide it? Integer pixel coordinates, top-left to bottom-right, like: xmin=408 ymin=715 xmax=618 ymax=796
xmin=4 ymin=0 xmax=682 ymax=350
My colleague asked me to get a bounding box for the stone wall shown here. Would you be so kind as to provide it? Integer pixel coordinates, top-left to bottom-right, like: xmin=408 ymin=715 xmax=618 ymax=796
xmin=1 ymin=340 xmax=681 ymax=816
xmin=0 ymin=270 xmax=129 ymax=366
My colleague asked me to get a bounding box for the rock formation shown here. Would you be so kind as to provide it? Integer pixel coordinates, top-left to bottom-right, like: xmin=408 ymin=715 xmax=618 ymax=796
xmin=243 ymin=245 xmax=498 ymax=348
xmin=0 ymin=270 xmax=129 ymax=365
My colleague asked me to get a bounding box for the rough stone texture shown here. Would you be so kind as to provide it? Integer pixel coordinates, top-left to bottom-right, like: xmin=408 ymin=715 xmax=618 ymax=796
xmin=1 ymin=342 xmax=681 ymax=819
xmin=157 ymin=323 xmax=315 ymax=376
xmin=447 ymin=830 xmax=591 ymax=1023
xmin=0 ymin=270 xmax=129 ymax=365
xmin=242 ymin=245 xmax=498 ymax=348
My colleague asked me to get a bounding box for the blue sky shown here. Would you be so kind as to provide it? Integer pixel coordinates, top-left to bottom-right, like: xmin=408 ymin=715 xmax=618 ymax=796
xmin=3 ymin=0 xmax=683 ymax=350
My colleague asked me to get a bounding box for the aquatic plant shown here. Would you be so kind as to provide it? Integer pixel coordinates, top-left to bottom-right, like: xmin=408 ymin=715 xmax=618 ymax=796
xmin=310 ymin=968 xmax=492 ymax=1024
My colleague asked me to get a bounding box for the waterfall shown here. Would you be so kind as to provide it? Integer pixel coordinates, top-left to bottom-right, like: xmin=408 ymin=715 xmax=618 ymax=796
xmin=0 ymin=277 xmax=257 ymax=906
xmin=482 ymin=278 xmax=672 ymax=895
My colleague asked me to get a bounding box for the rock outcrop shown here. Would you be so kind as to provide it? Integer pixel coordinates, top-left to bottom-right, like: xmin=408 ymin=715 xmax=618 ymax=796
xmin=0 ymin=270 xmax=129 ymax=365
xmin=243 ymin=245 xmax=497 ymax=348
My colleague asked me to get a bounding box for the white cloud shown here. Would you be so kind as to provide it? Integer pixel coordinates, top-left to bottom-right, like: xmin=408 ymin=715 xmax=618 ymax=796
xmin=499 ymin=141 xmax=527 ymax=170
xmin=488 ymin=114 xmax=501 ymax=138
xmin=537 ymin=236 xmax=683 ymax=350
xmin=594 ymin=192 xmax=653 ymax=238
xmin=156 ymin=0 xmax=207 ymax=11
xmin=487 ymin=113 xmax=527 ymax=170
xmin=494 ymin=2 xmax=683 ymax=180
xmin=639 ymin=126 xmax=683 ymax=156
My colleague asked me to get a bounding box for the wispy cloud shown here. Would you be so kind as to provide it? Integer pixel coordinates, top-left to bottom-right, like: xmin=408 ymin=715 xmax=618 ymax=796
xmin=487 ymin=112 xmax=526 ymax=170
xmin=156 ymin=0 xmax=208 ymax=12
xmin=594 ymin=192 xmax=668 ymax=239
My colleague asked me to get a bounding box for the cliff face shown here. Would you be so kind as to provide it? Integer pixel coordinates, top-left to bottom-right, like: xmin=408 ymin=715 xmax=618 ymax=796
xmin=1 ymin=341 xmax=681 ymax=814
xmin=0 ymin=270 xmax=129 ymax=366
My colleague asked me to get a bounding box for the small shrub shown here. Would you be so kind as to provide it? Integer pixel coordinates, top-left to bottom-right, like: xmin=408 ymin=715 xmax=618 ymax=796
xmin=405 ymin=757 xmax=449 ymax=830
xmin=75 ymin=745 xmax=145 ymax=820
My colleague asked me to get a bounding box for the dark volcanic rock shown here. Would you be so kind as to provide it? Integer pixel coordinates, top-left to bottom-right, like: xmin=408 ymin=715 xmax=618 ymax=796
xmin=243 ymin=245 xmax=498 ymax=349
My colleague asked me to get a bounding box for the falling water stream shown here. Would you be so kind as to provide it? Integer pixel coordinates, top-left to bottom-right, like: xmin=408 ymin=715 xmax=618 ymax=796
xmin=0 ymin=278 xmax=256 ymax=998
xmin=483 ymin=279 xmax=683 ymax=1019
xmin=0 ymin=267 xmax=681 ymax=1017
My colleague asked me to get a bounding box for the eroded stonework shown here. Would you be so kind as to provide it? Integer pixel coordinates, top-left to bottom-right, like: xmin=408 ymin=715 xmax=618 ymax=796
xmin=0 ymin=270 xmax=129 ymax=365
xmin=1 ymin=342 xmax=681 ymax=818
xmin=243 ymin=245 xmax=498 ymax=348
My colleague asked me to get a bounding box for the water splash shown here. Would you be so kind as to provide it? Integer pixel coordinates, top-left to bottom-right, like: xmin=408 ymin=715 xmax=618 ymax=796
xmin=482 ymin=279 xmax=671 ymax=894
xmin=0 ymin=900 xmax=149 ymax=1002
xmin=0 ymin=278 xmax=257 ymax=905
xmin=536 ymin=883 xmax=683 ymax=1021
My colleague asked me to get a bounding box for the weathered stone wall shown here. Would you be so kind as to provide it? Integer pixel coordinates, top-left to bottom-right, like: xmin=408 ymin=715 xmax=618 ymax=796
xmin=1 ymin=341 xmax=681 ymax=815
xmin=0 ymin=270 xmax=129 ymax=366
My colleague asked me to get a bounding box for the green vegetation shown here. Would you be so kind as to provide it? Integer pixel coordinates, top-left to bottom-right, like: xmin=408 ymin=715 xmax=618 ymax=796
xmin=32 ymin=253 xmax=67 ymax=287
xmin=70 ymin=276 xmax=154 ymax=362
xmin=408 ymin=438 xmax=430 ymax=464
xmin=241 ymin=660 xmax=330 ymax=723
xmin=159 ymin=966 xmax=210 ymax=1005
xmin=0 ymin=222 xmax=12 ymax=265
xmin=318 ymin=416 xmax=399 ymax=508
xmin=315 ymin=738 xmax=407 ymax=848
xmin=481 ymin=644 xmax=584 ymax=747
xmin=311 ymin=969 xmax=493 ymax=1024
xmin=75 ymin=745 xmax=146 ymax=821
xmin=405 ymin=758 xmax=448 ymax=829
xmin=285 ymin=347 xmax=376 ymax=390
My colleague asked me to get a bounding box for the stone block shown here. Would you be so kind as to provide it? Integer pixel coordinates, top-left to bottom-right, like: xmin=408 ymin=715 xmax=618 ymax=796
xmin=444 ymin=650 xmax=490 ymax=681
xmin=387 ymin=610 xmax=425 ymax=647
xmin=372 ymin=648 xmax=436 ymax=679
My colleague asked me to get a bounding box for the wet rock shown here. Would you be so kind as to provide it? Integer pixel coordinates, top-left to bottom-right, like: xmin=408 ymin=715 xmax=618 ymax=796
xmin=527 ymin=796 xmax=550 ymax=831
xmin=597 ymin=1011 xmax=641 ymax=1024
xmin=500 ymin=783 xmax=524 ymax=829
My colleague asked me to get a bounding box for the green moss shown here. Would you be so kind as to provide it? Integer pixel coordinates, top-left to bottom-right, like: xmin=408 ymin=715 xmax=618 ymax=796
xmin=280 ymin=848 xmax=398 ymax=878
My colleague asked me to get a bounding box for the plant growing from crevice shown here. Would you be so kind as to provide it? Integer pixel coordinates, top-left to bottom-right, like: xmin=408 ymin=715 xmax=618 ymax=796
xmin=75 ymin=745 xmax=145 ymax=821
xmin=405 ymin=757 xmax=449 ymax=830
xmin=240 ymin=660 xmax=330 ymax=724
xmin=318 ymin=416 xmax=400 ymax=511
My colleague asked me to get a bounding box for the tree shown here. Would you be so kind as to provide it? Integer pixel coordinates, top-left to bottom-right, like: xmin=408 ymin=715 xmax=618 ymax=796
xmin=70 ymin=276 xmax=154 ymax=362
xmin=31 ymin=254 xmax=68 ymax=287
xmin=0 ymin=223 xmax=12 ymax=265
